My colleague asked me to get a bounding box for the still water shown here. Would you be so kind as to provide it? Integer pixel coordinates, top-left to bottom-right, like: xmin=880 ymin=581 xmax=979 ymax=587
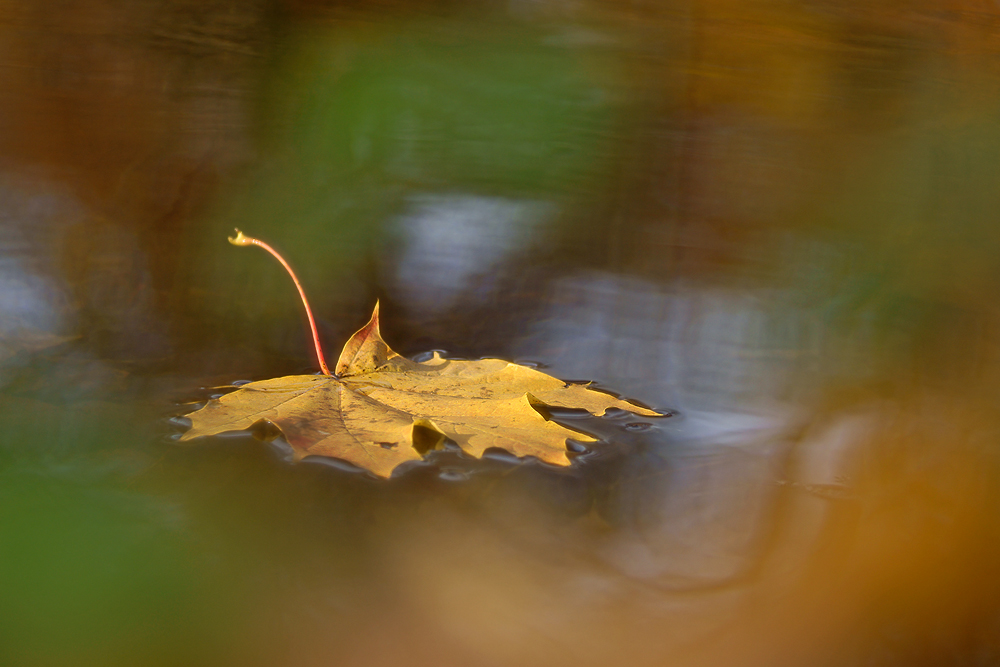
xmin=2 ymin=2 xmax=1000 ymax=665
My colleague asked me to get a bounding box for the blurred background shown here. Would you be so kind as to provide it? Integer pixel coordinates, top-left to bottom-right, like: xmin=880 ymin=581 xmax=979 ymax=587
xmin=2 ymin=0 xmax=1000 ymax=665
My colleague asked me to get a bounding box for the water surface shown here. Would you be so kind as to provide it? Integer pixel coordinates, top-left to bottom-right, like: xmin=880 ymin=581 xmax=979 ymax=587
xmin=2 ymin=2 xmax=1000 ymax=665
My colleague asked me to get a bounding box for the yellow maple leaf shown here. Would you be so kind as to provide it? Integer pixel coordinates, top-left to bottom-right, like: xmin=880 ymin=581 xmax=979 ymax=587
xmin=179 ymin=231 xmax=659 ymax=477
xmin=181 ymin=304 xmax=658 ymax=477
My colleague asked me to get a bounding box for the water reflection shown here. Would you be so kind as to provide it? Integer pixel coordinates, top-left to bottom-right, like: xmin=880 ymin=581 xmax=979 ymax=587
xmin=1 ymin=0 xmax=1000 ymax=665
xmin=388 ymin=194 xmax=556 ymax=317
xmin=0 ymin=180 xmax=80 ymax=375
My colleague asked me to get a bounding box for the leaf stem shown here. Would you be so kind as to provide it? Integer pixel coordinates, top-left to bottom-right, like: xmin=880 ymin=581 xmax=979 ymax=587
xmin=229 ymin=229 xmax=332 ymax=376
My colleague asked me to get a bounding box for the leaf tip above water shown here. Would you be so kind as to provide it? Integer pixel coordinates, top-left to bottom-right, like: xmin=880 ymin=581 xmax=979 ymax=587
xmin=336 ymin=302 xmax=396 ymax=377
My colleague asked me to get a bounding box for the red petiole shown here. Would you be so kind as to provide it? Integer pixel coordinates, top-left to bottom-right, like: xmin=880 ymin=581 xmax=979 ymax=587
xmin=229 ymin=229 xmax=332 ymax=376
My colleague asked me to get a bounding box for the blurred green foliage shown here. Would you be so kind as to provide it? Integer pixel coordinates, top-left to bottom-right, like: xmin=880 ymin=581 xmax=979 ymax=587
xmin=192 ymin=15 xmax=623 ymax=363
xmin=0 ymin=473 xmax=231 ymax=667
xmin=0 ymin=367 xmax=265 ymax=667
xmin=803 ymin=102 xmax=1000 ymax=389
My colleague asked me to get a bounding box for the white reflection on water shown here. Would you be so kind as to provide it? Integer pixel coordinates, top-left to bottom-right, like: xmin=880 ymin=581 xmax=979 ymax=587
xmin=518 ymin=272 xmax=822 ymax=413
xmin=389 ymin=193 xmax=555 ymax=315
xmin=0 ymin=180 xmax=80 ymax=372
xmin=515 ymin=272 xmax=852 ymax=586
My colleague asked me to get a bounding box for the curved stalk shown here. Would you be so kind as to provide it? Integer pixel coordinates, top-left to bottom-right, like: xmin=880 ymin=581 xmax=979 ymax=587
xmin=229 ymin=229 xmax=332 ymax=376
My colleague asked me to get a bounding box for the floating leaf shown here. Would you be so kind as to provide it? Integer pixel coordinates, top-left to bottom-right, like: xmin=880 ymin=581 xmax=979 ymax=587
xmin=179 ymin=232 xmax=658 ymax=477
xmin=181 ymin=305 xmax=657 ymax=477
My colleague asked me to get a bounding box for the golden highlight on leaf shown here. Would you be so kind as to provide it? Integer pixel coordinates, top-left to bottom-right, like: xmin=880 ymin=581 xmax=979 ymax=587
xmin=181 ymin=305 xmax=659 ymax=477
xmin=335 ymin=301 xmax=404 ymax=376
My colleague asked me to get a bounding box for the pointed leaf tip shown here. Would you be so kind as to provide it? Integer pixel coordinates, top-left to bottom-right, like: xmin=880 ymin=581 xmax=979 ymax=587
xmin=335 ymin=303 xmax=398 ymax=376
